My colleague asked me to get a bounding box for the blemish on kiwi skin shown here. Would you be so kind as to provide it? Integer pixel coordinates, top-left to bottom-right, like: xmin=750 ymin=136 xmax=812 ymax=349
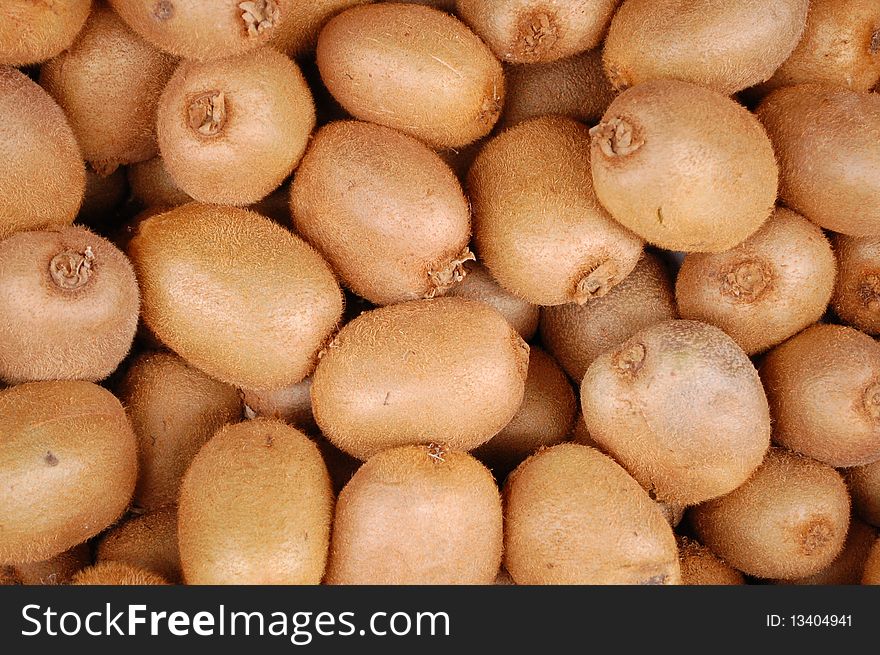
xmin=265 ymin=434 xmax=274 ymax=447
xmin=239 ymin=1 xmax=281 ymax=38
xmin=425 ymin=248 xmax=476 ymax=299
xmin=574 ymin=260 xmax=619 ymax=303
xmin=798 ymin=518 xmax=833 ymax=556
xmin=152 ymin=0 xmax=174 ymax=21
xmin=187 ymin=91 xmax=227 ymax=137
xmin=871 ymin=29 xmax=880 ymax=55
xmin=44 ymin=452 xmax=58 ymax=467
xmin=639 ymin=573 xmax=668 ymax=585
xmin=720 ymin=260 xmax=771 ymax=302
xmin=49 ymin=247 xmax=95 ymax=291
xmin=590 ymin=118 xmax=644 ymax=158
xmin=613 ymin=343 xmax=646 ymax=378
xmin=515 ymin=10 xmax=560 ymax=60
xmin=427 ymin=442 xmax=447 ymax=463
xmin=857 ymin=273 xmax=880 ymax=311
xmin=477 ymin=82 xmax=503 ymax=127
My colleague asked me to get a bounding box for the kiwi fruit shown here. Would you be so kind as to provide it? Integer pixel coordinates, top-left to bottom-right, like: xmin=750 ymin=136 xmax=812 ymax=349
xmin=590 ymin=79 xmax=778 ymax=252
xmin=864 ymin=539 xmax=880 ymax=584
xmin=326 ymin=445 xmax=502 ymax=584
xmin=97 ymin=507 xmax=181 ymax=583
xmin=0 ymin=226 xmax=139 ymax=384
xmin=756 ymin=85 xmax=880 ymax=236
xmin=760 ymin=324 xmax=880 ymax=468
xmin=849 ymin=460 xmax=880 ymax=527
xmin=0 ymin=381 xmax=137 ymax=564
xmin=3 ymin=544 xmax=91 ymax=585
xmin=178 ymin=419 xmax=333 ymax=584
xmin=290 ymin=120 xmax=472 ymax=305
xmin=268 ymin=0 xmax=368 ymax=57
xmin=317 ymin=3 xmax=505 ymax=148
xmin=581 ymin=320 xmax=771 ymax=505
xmin=157 ymin=47 xmax=315 ymax=206
xmin=676 ymin=208 xmax=836 ymax=356
xmin=79 ymin=166 xmax=128 ymax=226
xmin=831 ymin=234 xmax=880 ymax=334
xmin=242 ymin=377 xmax=315 ymax=433
xmin=678 ymin=538 xmax=745 ymax=586
xmin=603 ymin=0 xmax=809 ymax=94
xmin=501 ymin=49 xmax=617 ymax=128
xmin=0 ymin=67 xmax=85 ymax=241
xmin=470 ymin=116 xmax=643 ymax=306
xmin=128 ymin=156 xmax=192 ymax=208
xmin=73 ymin=561 xmax=168 ymax=585
xmin=127 ymin=203 xmax=343 ymax=390
xmin=40 ymin=6 xmax=177 ymax=171
xmin=504 ymin=443 xmax=680 ymax=585
xmin=456 ymin=0 xmax=620 ymax=64
xmin=692 ymin=448 xmax=851 ymax=580
xmin=777 ymin=518 xmax=878 ymax=585
xmin=311 ymin=297 xmax=529 ymax=460
xmin=117 ymin=351 xmax=242 ymax=511
xmin=540 ymin=252 xmax=677 ymax=382
xmin=0 ymin=0 xmax=92 ymax=66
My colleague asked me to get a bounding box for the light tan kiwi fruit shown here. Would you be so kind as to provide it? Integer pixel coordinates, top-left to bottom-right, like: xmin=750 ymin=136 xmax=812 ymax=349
xmin=759 ymin=0 xmax=880 ymax=94
xmin=268 ymin=0 xmax=368 ymax=57
xmin=581 ymin=320 xmax=771 ymax=506
xmin=676 ymin=208 xmax=836 ymax=356
xmin=849 ymin=460 xmax=880 ymax=527
xmin=0 ymin=1 xmax=92 ymax=66
xmin=242 ymin=377 xmax=314 ymax=433
xmin=311 ymin=297 xmax=529 ymax=460
xmin=108 ymin=0 xmax=292 ymax=61
xmin=97 ymin=507 xmax=181 ymax=583
xmin=756 ymin=85 xmax=880 ymax=236
xmin=603 ymin=0 xmax=809 ymax=94
xmin=40 ymin=6 xmax=177 ymax=171
xmin=456 ymin=0 xmax=620 ymax=64
xmin=678 ymin=538 xmax=745 ymax=586
xmin=864 ymin=538 xmax=880 ymax=584
xmin=590 ymin=79 xmax=778 ymax=252
xmin=0 ymin=226 xmax=139 ymax=384
xmin=2 ymin=544 xmax=91 ymax=585
xmin=79 ymin=166 xmax=128 ymax=225
xmin=470 ymin=116 xmax=643 ymax=306
xmin=178 ymin=419 xmax=333 ymax=584
xmin=0 ymin=381 xmax=137 ymax=564
xmin=157 ymin=47 xmax=315 ymax=206
xmin=504 ymin=443 xmax=680 ymax=584
xmin=127 ymin=203 xmax=343 ymax=390
xmin=290 ymin=120 xmax=472 ymax=305
xmin=832 ymin=234 xmax=880 ymax=334
xmin=317 ymin=3 xmax=505 ymax=148
xmin=0 ymin=67 xmax=85 ymax=240
xmin=73 ymin=561 xmax=168 ymax=585
xmin=118 ymin=351 xmax=242 ymax=510
xmin=692 ymin=448 xmax=851 ymax=580
xmin=326 ymin=445 xmax=502 ymax=584
xmin=540 ymin=252 xmax=677 ymax=382
xmin=760 ymin=324 xmax=880 ymax=467
xmin=500 ymin=49 xmax=617 ymax=128
xmin=128 ymin=157 xmax=192 ymax=208
xmin=777 ymin=518 xmax=878 ymax=585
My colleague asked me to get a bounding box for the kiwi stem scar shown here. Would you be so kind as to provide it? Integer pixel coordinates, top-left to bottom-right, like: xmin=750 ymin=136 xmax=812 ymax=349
xmin=49 ymin=247 xmax=95 ymax=290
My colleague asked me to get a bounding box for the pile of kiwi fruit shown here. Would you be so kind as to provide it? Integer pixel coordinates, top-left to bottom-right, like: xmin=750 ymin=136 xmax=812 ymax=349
xmin=1 ymin=0 xmax=879 ymax=587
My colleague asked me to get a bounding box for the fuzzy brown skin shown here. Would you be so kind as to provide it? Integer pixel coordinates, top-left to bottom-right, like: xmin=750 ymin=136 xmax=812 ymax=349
xmin=678 ymin=538 xmax=745 ymax=586
xmin=759 ymin=0 xmax=880 ymax=94
xmin=317 ymin=4 xmax=504 ymax=149
xmin=864 ymin=539 xmax=880 ymax=584
xmin=128 ymin=204 xmax=343 ymax=390
xmin=73 ymin=561 xmax=168 ymax=585
xmin=242 ymin=377 xmax=315 ymax=433
xmin=290 ymin=120 xmax=471 ymax=305
xmin=760 ymin=324 xmax=880 ymax=467
xmin=0 ymin=227 xmax=139 ymax=384
xmin=118 ymin=351 xmax=242 ymax=511
xmin=80 ymin=166 xmax=128 ymax=225
xmin=849 ymin=460 xmax=880 ymax=527
xmin=40 ymin=6 xmax=177 ymax=170
xmin=693 ymin=449 xmax=851 ymax=580
xmin=326 ymin=445 xmax=501 ymax=584
xmin=178 ymin=419 xmax=333 ymax=584
xmin=0 ymin=67 xmax=84 ymax=241
xmin=0 ymin=1 xmax=91 ymax=66
xmin=603 ymin=0 xmax=808 ymax=94
xmin=676 ymin=208 xmax=836 ymax=356
xmin=158 ymin=48 xmax=315 ymax=206
xmin=777 ymin=518 xmax=878 ymax=585
xmin=456 ymin=0 xmax=620 ymax=64
xmin=540 ymin=252 xmax=677 ymax=383
xmin=832 ymin=234 xmax=880 ymax=334
xmin=0 ymin=381 xmax=138 ymax=564
xmin=4 ymin=544 xmax=91 ymax=586
xmin=757 ymin=85 xmax=880 ymax=236
xmin=128 ymin=157 xmax=192 ymax=208
xmin=501 ymin=49 xmax=617 ymax=128
xmin=590 ymin=80 xmax=778 ymax=252
xmin=97 ymin=507 xmax=181 ymax=583
xmin=581 ymin=320 xmax=770 ymax=505
xmin=312 ymin=297 xmax=529 ymax=460
xmin=504 ymin=444 xmax=680 ymax=585
xmin=268 ymin=0 xmax=368 ymax=57
xmin=470 ymin=116 xmax=643 ymax=306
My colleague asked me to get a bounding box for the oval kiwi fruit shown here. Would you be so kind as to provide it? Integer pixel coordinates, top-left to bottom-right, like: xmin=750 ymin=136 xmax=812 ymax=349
xmin=73 ymin=561 xmax=168 ymax=585
xmin=678 ymin=538 xmax=745 ymax=586
xmin=676 ymin=208 xmax=836 ymax=356
xmin=590 ymin=79 xmax=778 ymax=252
xmin=268 ymin=0 xmax=367 ymax=57
xmin=0 ymin=381 xmax=137 ymax=564
xmin=325 ymin=445 xmax=502 ymax=584
xmin=317 ymin=3 xmax=505 ymax=148
xmin=0 ymin=226 xmax=139 ymax=384
xmin=97 ymin=507 xmax=181 ymax=583
xmin=0 ymin=67 xmax=85 ymax=241
xmin=777 ymin=518 xmax=878 ymax=585
xmin=470 ymin=116 xmax=643 ymax=306
xmin=864 ymin=538 xmax=880 ymax=584
xmin=692 ymin=448 xmax=851 ymax=580
xmin=831 ymin=234 xmax=880 ymax=334
xmin=756 ymin=85 xmax=880 ymax=236
xmin=127 ymin=203 xmax=343 ymax=390
xmin=760 ymin=324 xmax=880 ymax=468
xmin=504 ymin=443 xmax=680 ymax=585
xmin=3 ymin=544 xmax=91 ymax=586
xmin=849 ymin=460 xmax=880 ymax=527
xmin=157 ymin=47 xmax=315 ymax=206
xmin=290 ymin=120 xmax=472 ymax=305
xmin=0 ymin=0 xmax=91 ymax=66
xmin=128 ymin=157 xmax=192 ymax=209
xmin=581 ymin=320 xmax=770 ymax=505
xmin=242 ymin=377 xmax=315 ymax=433
xmin=178 ymin=419 xmax=333 ymax=584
